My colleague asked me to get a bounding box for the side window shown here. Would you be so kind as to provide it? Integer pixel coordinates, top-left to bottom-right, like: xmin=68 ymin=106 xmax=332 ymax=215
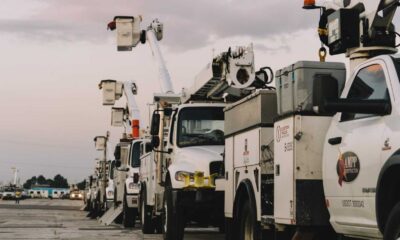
xmin=131 ymin=142 xmax=141 ymax=167
xmin=169 ymin=113 xmax=176 ymax=145
xmin=341 ymin=64 xmax=389 ymax=121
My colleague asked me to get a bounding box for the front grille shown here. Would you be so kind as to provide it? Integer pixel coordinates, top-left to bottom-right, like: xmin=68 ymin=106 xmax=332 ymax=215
xmin=210 ymin=161 xmax=224 ymax=177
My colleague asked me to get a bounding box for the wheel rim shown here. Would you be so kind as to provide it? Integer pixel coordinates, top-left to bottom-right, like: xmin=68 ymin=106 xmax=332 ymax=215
xmin=163 ymin=199 xmax=168 ymax=233
xmin=243 ymin=210 xmax=254 ymax=240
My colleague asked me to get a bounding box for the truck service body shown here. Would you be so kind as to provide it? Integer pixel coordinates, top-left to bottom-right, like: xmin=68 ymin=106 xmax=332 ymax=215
xmin=223 ymin=0 xmax=400 ymax=239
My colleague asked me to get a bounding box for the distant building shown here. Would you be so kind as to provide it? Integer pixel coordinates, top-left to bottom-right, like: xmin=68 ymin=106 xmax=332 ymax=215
xmin=28 ymin=185 xmax=69 ymax=199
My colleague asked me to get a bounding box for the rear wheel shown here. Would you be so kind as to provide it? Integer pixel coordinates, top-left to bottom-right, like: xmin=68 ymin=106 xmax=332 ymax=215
xmin=162 ymin=182 xmax=184 ymax=240
xmin=123 ymin=194 xmax=137 ymax=228
xmin=239 ymin=200 xmax=261 ymax=240
xmin=384 ymin=202 xmax=400 ymax=240
xmin=141 ymin=190 xmax=155 ymax=234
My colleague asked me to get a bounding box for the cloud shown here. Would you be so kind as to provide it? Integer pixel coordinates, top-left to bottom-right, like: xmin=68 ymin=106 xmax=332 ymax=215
xmin=0 ymin=0 xmax=319 ymax=51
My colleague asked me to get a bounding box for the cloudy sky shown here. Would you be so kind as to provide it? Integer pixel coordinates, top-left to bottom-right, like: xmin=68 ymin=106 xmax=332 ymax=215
xmin=0 ymin=0 xmax=390 ymax=184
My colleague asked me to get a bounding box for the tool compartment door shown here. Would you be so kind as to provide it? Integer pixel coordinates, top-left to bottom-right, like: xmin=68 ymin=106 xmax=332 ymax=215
xmin=274 ymin=116 xmax=295 ymax=224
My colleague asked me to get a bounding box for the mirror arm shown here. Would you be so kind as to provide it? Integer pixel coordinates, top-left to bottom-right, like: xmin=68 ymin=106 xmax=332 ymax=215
xmin=152 ymin=148 xmax=172 ymax=154
xmin=325 ymin=99 xmax=391 ymax=115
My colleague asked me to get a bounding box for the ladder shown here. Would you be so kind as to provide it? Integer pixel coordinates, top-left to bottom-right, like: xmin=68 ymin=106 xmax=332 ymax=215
xmin=98 ymin=204 xmax=123 ymax=226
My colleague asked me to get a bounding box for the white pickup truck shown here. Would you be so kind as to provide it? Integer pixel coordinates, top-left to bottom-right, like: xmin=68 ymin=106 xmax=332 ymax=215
xmin=223 ymin=55 xmax=400 ymax=239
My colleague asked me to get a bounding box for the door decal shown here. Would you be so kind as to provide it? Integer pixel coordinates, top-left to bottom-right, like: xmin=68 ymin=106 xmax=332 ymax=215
xmin=336 ymin=152 xmax=360 ymax=186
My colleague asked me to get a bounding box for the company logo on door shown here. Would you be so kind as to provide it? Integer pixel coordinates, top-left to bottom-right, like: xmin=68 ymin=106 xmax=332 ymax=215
xmin=336 ymin=152 xmax=360 ymax=187
xmin=276 ymin=125 xmax=290 ymax=143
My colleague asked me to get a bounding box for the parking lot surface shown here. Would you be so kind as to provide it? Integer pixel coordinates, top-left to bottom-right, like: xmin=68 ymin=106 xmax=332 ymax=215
xmin=0 ymin=199 xmax=224 ymax=240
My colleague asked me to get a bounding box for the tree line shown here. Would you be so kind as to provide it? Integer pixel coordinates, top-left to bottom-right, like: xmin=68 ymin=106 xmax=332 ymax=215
xmin=23 ymin=174 xmax=69 ymax=189
xmin=22 ymin=174 xmax=87 ymax=190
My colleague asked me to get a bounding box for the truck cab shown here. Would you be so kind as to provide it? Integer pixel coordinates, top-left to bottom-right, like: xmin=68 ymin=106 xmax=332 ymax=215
xmin=165 ymin=103 xmax=225 ymax=189
xmin=140 ymin=100 xmax=226 ymax=238
xmin=322 ymin=54 xmax=399 ymax=238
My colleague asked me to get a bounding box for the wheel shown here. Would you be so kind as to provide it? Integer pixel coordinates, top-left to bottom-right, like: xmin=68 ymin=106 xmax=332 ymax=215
xmin=140 ymin=190 xmax=155 ymax=234
xmin=162 ymin=182 xmax=184 ymax=240
xmin=384 ymin=202 xmax=400 ymax=240
xmin=86 ymin=197 xmax=92 ymax=212
xmin=90 ymin=200 xmax=98 ymax=219
xmin=123 ymin=194 xmax=137 ymax=228
xmin=239 ymin=200 xmax=261 ymax=240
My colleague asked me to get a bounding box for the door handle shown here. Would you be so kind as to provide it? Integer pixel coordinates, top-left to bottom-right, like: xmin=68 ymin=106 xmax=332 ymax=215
xmin=328 ymin=137 xmax=342 ymax=145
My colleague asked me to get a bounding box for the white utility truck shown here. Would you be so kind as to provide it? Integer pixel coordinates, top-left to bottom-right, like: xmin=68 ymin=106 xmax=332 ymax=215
xmin=224 ymin=0 xmax=400 ymax=239
xmin=98 ymin=79 xmax=143 ymax=227
xmin=104 ymin=160 xmax=114 ymax=210
xmin=108 ymin=15 xmax=269 ymax=239
xmin=89 ymin=134 xmax=109 ymax=218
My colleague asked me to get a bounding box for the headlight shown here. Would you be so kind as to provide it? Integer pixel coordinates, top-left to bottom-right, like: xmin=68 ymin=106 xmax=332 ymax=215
xmin=175 ymin=171 xmax=194 ymax=182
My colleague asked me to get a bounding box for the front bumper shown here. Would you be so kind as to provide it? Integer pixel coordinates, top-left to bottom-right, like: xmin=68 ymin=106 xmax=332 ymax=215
xmin=126 ymin=194 xmax=139 ymax=208
xmin=173 ymin=189 xmax=224 ymax=226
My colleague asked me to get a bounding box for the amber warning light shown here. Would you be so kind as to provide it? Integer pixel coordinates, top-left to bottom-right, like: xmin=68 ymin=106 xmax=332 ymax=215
xmin=303 ymin=0 xmax=317 ymax=9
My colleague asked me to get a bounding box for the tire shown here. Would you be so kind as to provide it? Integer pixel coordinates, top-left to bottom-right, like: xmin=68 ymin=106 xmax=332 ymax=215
xmin=239 ymin=200 xmax=261 ymax=240
xmin=162 ymin=182 xmax=184 ymax=240
xmin=123 ymin=194 xmax=137 ymax=228
xmin=140 ymin=190 xmax=155 ymax=234
xmin=384 ymin=202 xmax=400 ymax=240
xmin=90 ymin=200 xmax=98 ymax=219
xmin=113 ymin=188 xmax=123 ymax=224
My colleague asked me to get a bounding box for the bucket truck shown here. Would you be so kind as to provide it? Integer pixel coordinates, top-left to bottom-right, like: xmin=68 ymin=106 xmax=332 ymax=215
xmin=89 ymin=134 xmax=109 ymax=218
xmin=109 ymin=15 xmax=275 ymax=239
xmin=97 ymin=80 xmax=145 ymax=227
xmin=223 ymin=0 xmax=400 ymax=239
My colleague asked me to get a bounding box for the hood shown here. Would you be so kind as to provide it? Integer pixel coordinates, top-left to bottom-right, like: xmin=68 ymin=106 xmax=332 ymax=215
xmin=170 ymin=145 xmax=224 ymax=176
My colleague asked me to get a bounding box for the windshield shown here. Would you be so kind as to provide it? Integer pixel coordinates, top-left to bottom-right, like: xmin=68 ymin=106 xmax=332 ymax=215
xmin=177 ymin=107 xmax=224 ymax=148
xmin=130 ymin=142 xmax=141 ymax=167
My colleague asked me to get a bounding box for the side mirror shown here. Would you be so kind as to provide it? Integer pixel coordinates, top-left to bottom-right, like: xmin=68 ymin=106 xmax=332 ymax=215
xmin=313 ymin=74 xmax=391 ymax=115
xmin=151 ymin=136 xmax=160 ymax=148
xmin=150 ymin=113 xmax=161 ymax=135
xmin=115 ymin=160 xmax=121 ymax=168
xmin=114 ymin=145 xmax=121 ymax=160
xmin=312 ymin=74 xmax=339 ymax=115
xmin=325 ymin=99 xmax=391 ymax=115
xmin=145 ymin=142 xmax=153 ymax=153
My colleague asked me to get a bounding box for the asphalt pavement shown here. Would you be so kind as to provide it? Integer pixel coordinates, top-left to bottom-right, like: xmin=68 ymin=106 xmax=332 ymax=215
xmin=0 ymin=199 xmax=224 ymax=240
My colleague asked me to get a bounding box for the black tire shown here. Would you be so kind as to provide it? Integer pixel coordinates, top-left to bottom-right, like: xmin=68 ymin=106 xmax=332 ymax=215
xmin=123 ymin=194 xmax=137 ymax=228
xmin=90 ymin=200 xmax=98 ymax=219
xmin=225 ymin=218 xmax=233 ymax=240
xmin=140 ymin=190 xmax=155 ymax=234
xmin=162 ymin=183 xmax=184 ymax=240
xmin=239 ymin=200 xmax=261 ymax=240
xmin=384 ymin=202 xmax=400 ymax=240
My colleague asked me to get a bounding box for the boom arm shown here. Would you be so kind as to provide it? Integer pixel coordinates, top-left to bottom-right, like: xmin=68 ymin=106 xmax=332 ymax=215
xmin=99 ymin=80 xmax=141 ymax=138
xmin=123 ymin=81 xmax=141 ymax=138
xmin=108 ymin=17 xmax=175 ymax=94
xmin=182 ymin=45 xmax=273 ymax=103
xmin=146 ymin=20 xmax=174 ymax=94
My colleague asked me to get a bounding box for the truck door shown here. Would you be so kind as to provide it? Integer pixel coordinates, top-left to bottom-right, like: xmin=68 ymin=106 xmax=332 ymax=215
xmin=323 ymin=61 xmax=392 ymax=232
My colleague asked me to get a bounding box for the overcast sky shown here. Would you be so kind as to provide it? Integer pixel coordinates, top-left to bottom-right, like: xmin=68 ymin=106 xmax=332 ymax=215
xmin=0 ymin=0 xmax=393 ymax=184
